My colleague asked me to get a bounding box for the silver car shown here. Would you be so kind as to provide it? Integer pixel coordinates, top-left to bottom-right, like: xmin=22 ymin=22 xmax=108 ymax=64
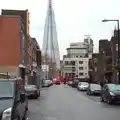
xmin=77 ymin=82 xmax=89 ymax=91
xmin=42 ymin=79 xmax=52 ymax=87
xmin=25 ymin=85 xmax=40 ymax=99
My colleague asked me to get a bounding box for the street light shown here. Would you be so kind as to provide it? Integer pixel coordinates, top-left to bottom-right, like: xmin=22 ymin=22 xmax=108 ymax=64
xmin=102 ymin=19 xmax=120 ymax=83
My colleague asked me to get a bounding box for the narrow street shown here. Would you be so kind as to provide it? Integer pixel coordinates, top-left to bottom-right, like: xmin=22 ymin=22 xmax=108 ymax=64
xmin=28 ymin=85 xmax=120 ymax=120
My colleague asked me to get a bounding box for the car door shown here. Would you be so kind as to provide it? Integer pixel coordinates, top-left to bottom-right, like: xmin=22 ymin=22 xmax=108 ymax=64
xmin=103 ymin=85 xmax=108 ymax=101
xmin=101 ymin=85 xmax=106 ymax=100
xmin=15 ymin=87 xmax=23 ymax=119
xmin=20 ymin=90 xmax=27 ymax=119
xmin=105 ymin=86 xmax=110 ymax=101
xmin=87 ymin=84 xmax=90 ymax=93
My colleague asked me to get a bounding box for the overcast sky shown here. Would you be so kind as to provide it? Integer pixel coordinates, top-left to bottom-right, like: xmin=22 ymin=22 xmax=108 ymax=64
xmin=0 ymin=0 xmax=120 ymax=59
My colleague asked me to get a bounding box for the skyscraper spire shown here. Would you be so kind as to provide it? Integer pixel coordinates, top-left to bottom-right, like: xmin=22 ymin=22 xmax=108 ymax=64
xmin=42 ymin=0 xmax=60 ymax=78
xmin=49 ymin=0 xmax=52 ymax=8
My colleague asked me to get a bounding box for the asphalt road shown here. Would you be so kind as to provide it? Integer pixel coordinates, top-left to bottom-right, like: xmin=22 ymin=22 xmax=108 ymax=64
xmin=28 ymin=84 xmax=120 ymax=120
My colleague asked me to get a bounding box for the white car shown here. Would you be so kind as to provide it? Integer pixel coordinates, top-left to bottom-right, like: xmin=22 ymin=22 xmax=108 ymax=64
xmin=42 ymin=79 xmax=52 ymax=87
xmin=77 ymin=82 xmax=89 ymax=91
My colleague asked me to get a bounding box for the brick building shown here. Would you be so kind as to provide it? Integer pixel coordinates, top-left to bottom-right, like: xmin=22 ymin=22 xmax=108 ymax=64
xmin=0 ymin=10 xmax=42 ymax=85
xmin=0 ymin=15 xmax=26 ymax=79
xmin=1 ymin=9 xmax=30 ymax=66
xmin=27 ymin=37 xmax=41 ymax=85
xmin=89 ymin=29 xmax=120 ymax=84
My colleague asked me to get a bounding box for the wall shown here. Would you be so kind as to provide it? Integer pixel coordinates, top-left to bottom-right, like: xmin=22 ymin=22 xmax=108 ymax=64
xmin=0 ymin=16 xmax=21 ymax=66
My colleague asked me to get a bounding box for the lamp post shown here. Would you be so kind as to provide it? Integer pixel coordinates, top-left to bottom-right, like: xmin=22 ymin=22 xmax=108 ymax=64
xmin=102 ymin=19 xmax=120 ymax=83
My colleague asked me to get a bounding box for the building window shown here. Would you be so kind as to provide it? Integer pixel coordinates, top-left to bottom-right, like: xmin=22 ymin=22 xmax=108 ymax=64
xmin=94 ymin=58 xmax=97 ymax=64
xmin=76 ymin=56 xmax=78 ymax=58
xmin=94 ymin=67 xmax=97 ymax=72
xmin=71 ymin=61 xmax=75 ymax=65
xmin=79 ymin=61 xmax=83 ymax=64
xmin=65 ymin=73 xmax=68 ymax=76
xmin=85 ymin=67 xmax=87 ymax=69
xmin=65 ymin=61 xmax=68 ymax=65
xmin=85 ymin=73 xmax=87 ymax=75
xmin=79 ymin=67 xmax=83 ymax=70
xmin=79 ymin=73 xmax=83 ymax=76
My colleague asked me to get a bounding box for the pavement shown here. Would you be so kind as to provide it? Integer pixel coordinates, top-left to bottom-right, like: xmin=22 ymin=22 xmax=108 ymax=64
xmin=28 ymin=84 xmax=120 ymax=120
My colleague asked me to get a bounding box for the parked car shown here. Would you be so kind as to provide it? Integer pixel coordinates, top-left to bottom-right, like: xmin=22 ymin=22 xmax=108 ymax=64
xmin=87 ymin=83 xmax=101 ymax=95
xmin=100 ymin=84 xmax=120 ymax=104
xmin=42 ymin=79 xmax=53 ymax=87
xmin=53 ymin=78 xmax=56 ymax=84
xmin=0 ymin=78 xmax=28 ymax=120
xmin=54 ymin=79 xmax=61 ymax=85
xmin=77 ymin=82 xmax=89 ymax=91
xmin=67 ymin=81 xmax=73 ymax=86
xmin=72 ymin=79 xmax=79 ymax=88
xmin=25 ymin=85 xmax=40 ymax=99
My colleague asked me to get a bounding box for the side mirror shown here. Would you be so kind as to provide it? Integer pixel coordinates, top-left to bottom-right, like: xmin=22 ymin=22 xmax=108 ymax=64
xmin=20 ymin=93 xmax=26 ymax=102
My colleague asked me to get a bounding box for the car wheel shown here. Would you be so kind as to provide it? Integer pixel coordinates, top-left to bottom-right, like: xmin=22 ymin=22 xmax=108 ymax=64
xmin=100 ymin=96 xmax=104 ymax=102
xmin=22 ymin=111 xmax=27 ymax=120
xmin=14 ymin=117 xmax=20 ymax=120
xmin=88 ymin=91 xmax=91 ymax=95
xmin=35 ymin=95 xmax=38 ymax=99
xmin=107 ymin=97 xmax=112 ymax=105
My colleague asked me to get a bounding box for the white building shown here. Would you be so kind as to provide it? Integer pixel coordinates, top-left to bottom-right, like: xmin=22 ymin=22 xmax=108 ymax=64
xmin=63 ymin=41 xmax=93 ymax=79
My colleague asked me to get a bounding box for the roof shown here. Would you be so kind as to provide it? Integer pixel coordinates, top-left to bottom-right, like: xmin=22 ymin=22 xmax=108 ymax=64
xmin=30 ymin=37 xmax=41 ymax=50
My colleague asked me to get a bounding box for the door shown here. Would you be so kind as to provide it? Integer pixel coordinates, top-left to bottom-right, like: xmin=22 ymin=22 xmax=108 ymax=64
xmin=104 ymin=85 xmax=109 ymax=101
xmin=20 ymin=91 xmax=26 ymax=119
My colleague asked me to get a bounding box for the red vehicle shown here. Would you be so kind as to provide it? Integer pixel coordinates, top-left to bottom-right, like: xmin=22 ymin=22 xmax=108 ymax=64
xmin=62 ymin=76 xmax=72 ymax=84
xmin=54 ymin=76 xmax=61 ymax=85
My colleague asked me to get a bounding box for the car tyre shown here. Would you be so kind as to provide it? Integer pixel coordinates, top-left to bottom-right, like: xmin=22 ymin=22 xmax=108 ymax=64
xmin=14 ymin=116 xmax=20 ymax=120
xmin=22 ymin=111 xmax=27 ymax=120
xmin=35 ymin=95 xmax=38 ymax=99
xmin=100 ymin=96 xmax=104 ymax=102
xmin=107 ymin=97 xmax=112 ymax=105
xmin=88 ymin=91 xmax=91 ymax=95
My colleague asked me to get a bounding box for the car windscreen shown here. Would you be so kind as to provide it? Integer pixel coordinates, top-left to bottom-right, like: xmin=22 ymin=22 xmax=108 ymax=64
xmin=0 ymin=81 xmax=14 ymax=98
xmin=44 ymin=80 xmax=51 ymax=83
xmin=25 ymin=85 xmax=36 ymax=89
xmin=81 ymin=82 xmax=88 ymax=86
xmin=108 ymin=84 xmax=120 ymax=91
xmin=91 ymin=84 xmax=101 ymax=89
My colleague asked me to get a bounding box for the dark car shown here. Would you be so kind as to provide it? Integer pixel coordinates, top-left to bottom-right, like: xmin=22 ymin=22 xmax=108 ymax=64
xmin=100 ymin=84 xmax=120 ymax=104
xmin=0 ymin=78 xmax=28 ymax=120
xmin=72 ymin=79 xmax=79 ymax=88
xmin=25 ymin=85 xmax=40 ymax=99
xmin=87 ymin=83 xmax=101 ymax=95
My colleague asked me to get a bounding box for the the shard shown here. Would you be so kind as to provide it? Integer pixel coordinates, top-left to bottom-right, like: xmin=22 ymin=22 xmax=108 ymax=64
xmin=42 ymin=0 xmax=60 ymax=78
